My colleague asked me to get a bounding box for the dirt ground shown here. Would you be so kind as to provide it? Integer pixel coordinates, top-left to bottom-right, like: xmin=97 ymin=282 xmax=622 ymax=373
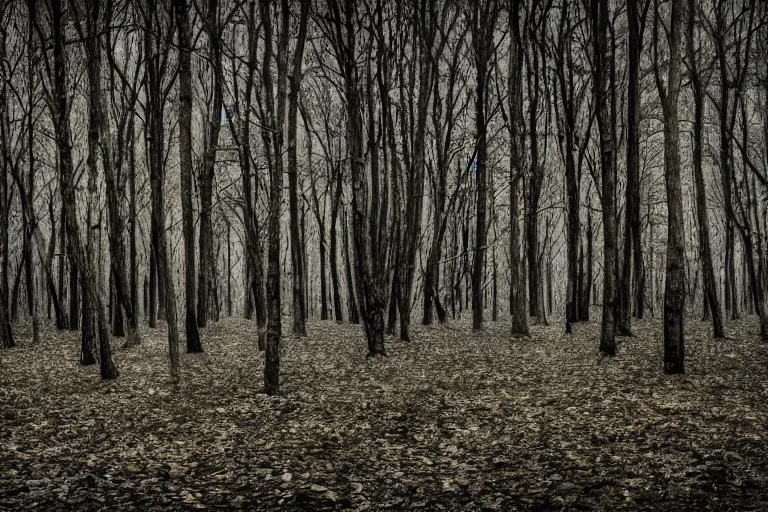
xmin=1 ymin=313 xmax=767 ymax=511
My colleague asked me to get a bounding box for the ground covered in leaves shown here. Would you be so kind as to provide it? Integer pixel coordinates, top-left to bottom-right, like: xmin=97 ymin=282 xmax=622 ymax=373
xmin=1 ymin=313 xmax=768 ymax=511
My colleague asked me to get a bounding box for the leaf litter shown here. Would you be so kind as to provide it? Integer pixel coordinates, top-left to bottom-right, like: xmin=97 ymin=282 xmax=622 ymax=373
xmin=1 ymin=315 xmax=767 ymax=510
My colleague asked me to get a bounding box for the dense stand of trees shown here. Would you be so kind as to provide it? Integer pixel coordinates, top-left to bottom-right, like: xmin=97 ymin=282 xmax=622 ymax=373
xmin=1 ymin=0 xmax=768 ymax=390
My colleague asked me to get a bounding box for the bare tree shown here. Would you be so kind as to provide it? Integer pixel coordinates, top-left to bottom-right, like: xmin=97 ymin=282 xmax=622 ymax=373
xmin=141 ymin=0 xmax=180 ymax=377
xmin=324 ymin=0 xmax=387 ymax=356
xmin=468 ymin=0 xmax=501 ymax=331
xmin=35 ymin=0 xmax=118 ymax=378
xmin=620 ymin=0 xmax=651 ymax=328
xmin=287 ymin=0 xmax=310 ymax=337
xmin=653 ymin=0 xmax=686 ymax=373
xmin=506 ymin=0 xmax=529 ymax=337
xmin=685 ymin=0 xmax=724 ymax=338
xmin=173 ymin=0 xmax=203 ymax=353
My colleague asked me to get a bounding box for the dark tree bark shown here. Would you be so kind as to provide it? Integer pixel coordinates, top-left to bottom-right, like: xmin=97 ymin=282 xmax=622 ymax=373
xmin=46 ymin=194 xmax=66 ymax=329
xmin=579 ymin=195 xmax=594 ymax=321
xmin=0 ymin=24 xmax=12 ymax=348
xmin=197 ymin=0 xmax=223 ymax=329
xmin=24 ymin=21 xmax=35 ymax=323
xmin=732 ymin=89 xmax=768 ymax=340
xmin=551 ymin=0 xmax=580 ymax=331
xmin=173 ymin=0 xmax=202 ymax=353
xmin=685 ymin=0 xmax=724 ymax=339
xmin=327 ymin=0 xmax=386 ymax=356
xmin=592 ymin=0 xmax=617 ymax=356
xmin=343 ymin=208 xmax=359 ymax=325
xmin=260 ymin=0 xmax=287 ymax=394
xmin=469 ymin=0 xmax=500 ymax=332
xmin=58 ymin=203 xmax=66 ymax=325
xmin=329 ymin=166 xmax=343 ymax=323
xmin=712 ymin=2 xmax=740 ymax=321
xmin=524 ymin=2 xmax=545 ymax=324
xmin=226 ymin=0 xmax=266 ymax=345
xmin=422 ymin=5 xmax=465 ymax=327
xmin=74 ymin=0 xmax=139 ymax=346
xmin=287 ymin=0 xmax=310 ymax=337
xmin=112 ymin=274 xmax=125 ymax=337
xmin=142 ymin=0 xmax=180 ymax=378
xmin=396 ymin=0 xmax=443 ymax=339
xmin=36 ymin=0 xmax=117 ymax=377
xmin=226 ymin=222 xmax=232 ymax=317
xmin=621 ymin=0 xmax=650 ymax=328
xmin=654 ymin=0 xmax=686 ymax=374
xmin=68 ymin=256 xmax=79 ymax=332
xmin=507 ymin=0 xmax=529 ymax=337
xmin=79 ymin=0 xmax=102 ymax=362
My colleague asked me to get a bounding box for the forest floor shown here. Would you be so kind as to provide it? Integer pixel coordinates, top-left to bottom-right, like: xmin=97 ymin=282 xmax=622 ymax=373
xmin=1 ymin=312 xmax=768 ymax=511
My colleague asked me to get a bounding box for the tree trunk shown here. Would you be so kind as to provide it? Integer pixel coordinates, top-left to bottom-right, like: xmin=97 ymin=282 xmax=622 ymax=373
xmin=657 ymin=0 xmax=686 ymax=373
xmin=0 ymin=78 xmax=12 ymax=347
xmin=332 ymin=0 xmax=386 ymax=356
xmin=174 ymin=0 xmax=202 ymax=352
xmin=593 ymin=0 xmax=616 ymax=356
xmin=129 ymin=117 xmax=138 ymax=330
xmin=469 ymin=1 xmax=501 ymax=332
xmin=287 ymin=0 xmax=310 ymax=336
xmin=68 ymin=258 xmax=79 ymax=331
xmin=471 ymin=10 xmax=490 ymax=332
xmin=509 ymin=0 xmax=529 ymax=337
xmin=343 ymin=208 xmax=359 ymax=325
xmin=226 ymin=223 xmax=232 ymax=317
xmin=620 ymin=0 xmax=645 ymax=333
xmin=330 ymin=169 xmax=344 ymax=322
xmin=141 ymin=0 xmax=179 ymax=375
xmin=47 ymin=0 xmax=116 ymax=377
xmin=80 ymin=0 xmax=137 ymax=345
xmin=522 ymin=7 xmax=546 ymax=325
xmin=260 ymin=0 xmax=287 ymax=394
xmin=112 ymin=275 xmax=125 ymax=337
xmin=197 ymin=0 xmax=223 ymax=329
xmin=686 ymin=0 xmax=724 ymax=338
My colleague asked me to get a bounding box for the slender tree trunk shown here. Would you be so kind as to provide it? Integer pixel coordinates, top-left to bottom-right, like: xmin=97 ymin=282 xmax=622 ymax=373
xmin=80 ymin=0 xmax=137 ymax=345
xmin=686 ymin=0 xmax=723 ymax=338
xmin=113 ymin=274 xmax=125 ymax=336
xmin=141 ymin=0 xmax=178 ymax=374
xmin=657 ymin=0 xmax=686 ymax=373
xmin=129 ymin=118 xmax=138 ymax=329
xmin=198 ymin=0 xmax=223 ymax=329
xmin=260 ymin=0 xmax=286 ymax=394
xmin=45 ymin=197 xmax=66 ymax=328
xmin=330 ymin=171 xmax=343 ymax=322
xmin=45 ymin=0 xmax=116 ymax=377
xmin=82 ymin=15 xmax=100 ymax=360
xmin=620 ymin=0 xmax=645 ymax=333
xmin=287 ymin=0 xmax=310 ymax=336
xmin=153 ymin=163 xmax=180 ymax=379
xmin=174 ymin=0 xmax=202 ymax=352
xmin=470 ymin=1 xmax=498 ymax=332
xmin=508 ymin=0 xmax=529 ymax=337
xmin=343 ymin=208 xmax=359 ymax=325
xmin=0 ymin=74 xmax=12 ymax=347
xmin=332 ymin=0 xmax=385 ymax=356
xmin=593 ymin=0 xmax=617 ymax=356
xmin=226 ymin=222 xmax=232 ymax=316
xmin=58 ymin=204 xmax=67 ymax=322
xmin=68 ymin=258 xmax=79 ymax=331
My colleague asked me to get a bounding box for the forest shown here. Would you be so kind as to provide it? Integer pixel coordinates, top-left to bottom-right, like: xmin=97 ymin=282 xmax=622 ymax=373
xmin=1 ymin=0 xmax=767 ymax=509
